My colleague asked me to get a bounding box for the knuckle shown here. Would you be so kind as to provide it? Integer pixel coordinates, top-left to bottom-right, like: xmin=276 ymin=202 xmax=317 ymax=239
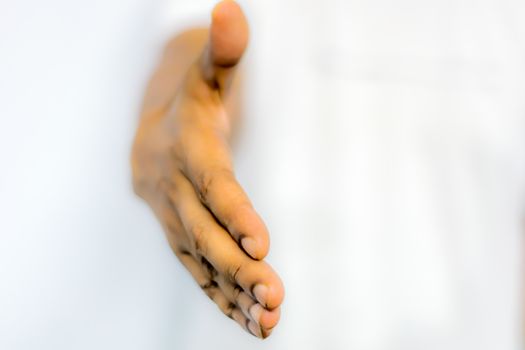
xmin=164 ymin=189 xmax=179 ymax=211
xmin=200 ymin=256 xmax=218 ymax=278
xmin=169 ymin=141 xmax=185 ymax=163
xmin=200 ymin=280 xmax=218 ymax=299
xmin=196 ymin=169 xmax=214 ymax=204
xmin=166 ymin=221 xmax=183 ymax=238
xmin=227 ymin=261 xmax=244 ymax=284
xmin=190 ymin=222 xmax=208 ymax=255
xmin=224 ymin=302 xmax=236 ymax=319
xmin=174 ymin=248 xmax=191 ymax=259
xmin=130 ymin=141 xmax=155 ymax=199
xmin=233 ymin=285 xmax=242 ymax=301
xmin=131 ymin=178 xmax=146 ymax=198
xmin=196 ymin=167 xmax=233 ymax=204
xmin=130 ymin=165 xmax=150 ymax=199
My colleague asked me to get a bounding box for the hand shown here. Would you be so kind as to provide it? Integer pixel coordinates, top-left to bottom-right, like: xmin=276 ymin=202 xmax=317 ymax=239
xmin=131 ymin=0 xmax=284 ymax=339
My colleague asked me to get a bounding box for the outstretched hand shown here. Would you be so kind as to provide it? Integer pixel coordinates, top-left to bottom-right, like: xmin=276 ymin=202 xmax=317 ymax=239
xmin=131 ymin=0 xmax=284 ymax=339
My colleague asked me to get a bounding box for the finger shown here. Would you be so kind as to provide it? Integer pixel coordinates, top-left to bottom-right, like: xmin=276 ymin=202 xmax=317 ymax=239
xmin=176 ymin=249 xmax=222 ymax=304
xmin=170 ymin=172 xmax=285 ymax=310
xmin=140 ymin=0 xmax=249 ymax=119
xmin=231 ymin=307 xmax=260 ymax=338
xmin=161 ymin=207 xmax=277 ymax=337
xmin=215 ymin=274 xmax=281 ymax=333
xmin=238 ymin=292 xmax=281 ymax=335
xmin=200 ymin=0 xmax=249 ymax=93
xmin=149 ymin=197 xmax=193 ymax=255
xmin=180 ymin=131 xmax=270 ymax=260
xmin=177 ymin=248 xmax=259 ymax=337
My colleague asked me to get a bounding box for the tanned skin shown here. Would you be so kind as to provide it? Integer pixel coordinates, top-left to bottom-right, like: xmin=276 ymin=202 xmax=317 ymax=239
xmin=131 ymin=0 xmax=284 ymax=339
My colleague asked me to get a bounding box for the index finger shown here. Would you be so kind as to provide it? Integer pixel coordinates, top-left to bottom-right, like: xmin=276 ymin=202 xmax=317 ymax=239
xmin=180 ymin=126 xmax=270 ymax=260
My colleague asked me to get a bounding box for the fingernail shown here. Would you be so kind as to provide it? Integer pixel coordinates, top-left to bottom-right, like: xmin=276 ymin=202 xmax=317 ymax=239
xmin=261 ymin=327 xmax=273 ymax=339
xmin=252 ymin=284 xmax=268 ymax=307
xmin=249 ymin=303 xmax=263 ymax=324
xmin=247 ymin=320 xmax=262 ymax=338
xmin=241 ymin=237 xmax=258 ymax=259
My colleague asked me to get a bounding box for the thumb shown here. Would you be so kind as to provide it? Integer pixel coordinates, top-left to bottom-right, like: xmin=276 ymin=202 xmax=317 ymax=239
xmin=200 ymin=0 xmax=249 ymax=92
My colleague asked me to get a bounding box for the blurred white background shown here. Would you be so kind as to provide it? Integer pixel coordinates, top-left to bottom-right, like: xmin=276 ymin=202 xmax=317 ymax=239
xmin=2 ymin=0 xmax=525 ymax=349
xmin=0 ymin=0 xmax=193 ymax=348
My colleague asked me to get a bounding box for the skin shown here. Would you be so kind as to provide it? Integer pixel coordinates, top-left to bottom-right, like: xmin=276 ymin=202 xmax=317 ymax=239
xmin=131 ymin=0 xmax=284 ymax=339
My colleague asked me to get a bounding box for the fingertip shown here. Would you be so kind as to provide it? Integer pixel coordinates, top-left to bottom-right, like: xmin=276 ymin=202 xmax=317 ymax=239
xmin=253 ymin=279 xmax=284 ymax=311
xmin=240 ymin=235 xmax=269 ymax=260
xmin=254 ymin=220 xmax=271 ymax=259
xmin=260 ymin=306 xmax=281 ymax=330
xmin=212 ymin=0 xmax=240 ymax=18
xmin=247 ymin=320 xmax=262 ymax=338
xmin=241 ymin=237 xmax=260 ymax=260
xmin=236 ymin=207 xmax=270 ymax=260
xmin=210 ymin=0 xmax=249 ymax=67
xmin=261 ymin=327 xmax=274 ymax=339
xmin=212 ymin=0 xmax=245 ymax=25
xmin=267 ymin=281 xmax=285 ymax=311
